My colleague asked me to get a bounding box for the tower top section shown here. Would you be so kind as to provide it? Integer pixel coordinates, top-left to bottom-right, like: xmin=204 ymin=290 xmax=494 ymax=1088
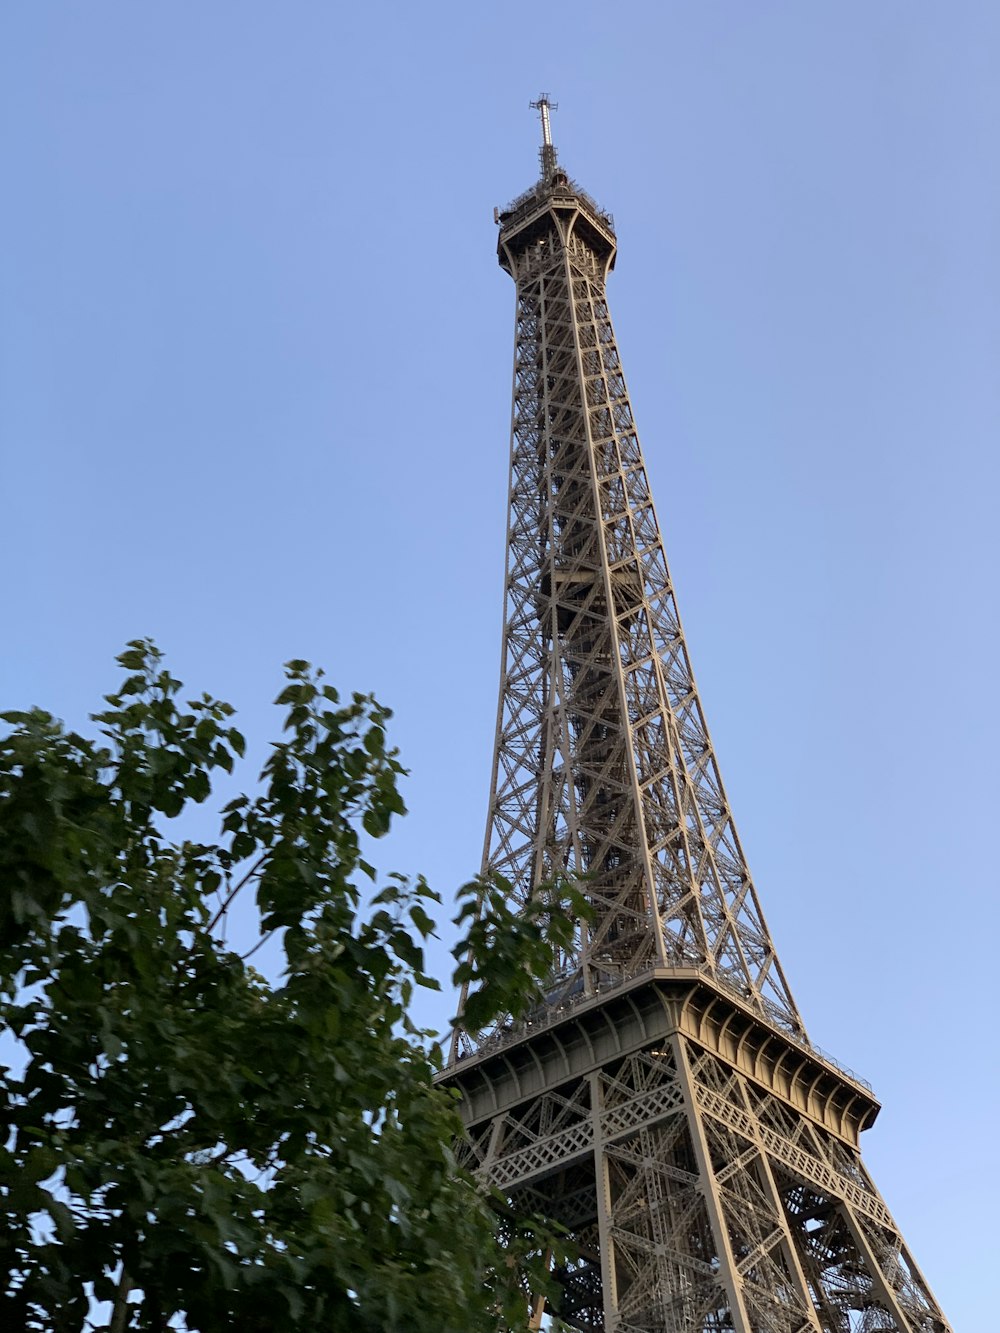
xmin=495 ymin=97 xmax=617 ymax=276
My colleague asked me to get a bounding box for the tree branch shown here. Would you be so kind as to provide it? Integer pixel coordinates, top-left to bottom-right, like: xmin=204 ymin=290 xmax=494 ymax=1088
xmin=109 ymin=1269 xmax=134 ymax=1333
xmin=207 ymin=853 xmax=268 ymax=934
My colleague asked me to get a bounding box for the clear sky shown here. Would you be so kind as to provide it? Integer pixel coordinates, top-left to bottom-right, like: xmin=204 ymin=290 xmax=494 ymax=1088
xmin=2 ymin=4 xmax=997 ymax=1326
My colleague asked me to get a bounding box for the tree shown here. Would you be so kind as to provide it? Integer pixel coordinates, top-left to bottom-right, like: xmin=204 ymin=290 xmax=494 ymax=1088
xmin=0 ymin=642 xmax=574 ymax=1331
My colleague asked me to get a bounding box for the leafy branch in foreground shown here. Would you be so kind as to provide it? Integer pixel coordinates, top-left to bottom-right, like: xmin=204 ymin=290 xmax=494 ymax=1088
xmin=453 ymin=876 xmax=587 ymax=1036
xmin=0 ymin=642 xmax=575 ymax=1332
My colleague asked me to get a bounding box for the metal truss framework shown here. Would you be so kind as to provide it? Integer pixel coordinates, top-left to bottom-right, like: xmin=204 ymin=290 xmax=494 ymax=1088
xmin=442 ymin=107 xmax=951 ymax=1332
xmin=453 ymin=984 xmax=947 ymax=1333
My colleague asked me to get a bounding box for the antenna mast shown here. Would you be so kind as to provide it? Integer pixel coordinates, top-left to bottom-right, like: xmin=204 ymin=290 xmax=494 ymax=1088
xmin=530 ymin=93 xmax=559 ymax=181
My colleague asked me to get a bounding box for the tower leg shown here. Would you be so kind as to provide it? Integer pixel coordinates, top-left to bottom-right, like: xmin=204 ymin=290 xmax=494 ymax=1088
xmin=672 ymin=1034 xmax=755 ymax=1333
xmin=589 ymin=1071 xmax=620 ymax=1328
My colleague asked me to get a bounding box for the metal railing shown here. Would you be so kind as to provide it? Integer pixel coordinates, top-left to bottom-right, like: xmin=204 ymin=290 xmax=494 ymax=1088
xmin=500 ymin=176 xmax=615 ymax=237
xmin=461 ymin=961 xmax=872 ymax=1092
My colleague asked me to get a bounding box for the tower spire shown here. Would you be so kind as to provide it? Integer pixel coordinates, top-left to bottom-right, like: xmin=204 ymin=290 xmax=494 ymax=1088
xmin=440 ymin=116 xmax=952 ymax=1333
xmin=530 ymin=93 xmax=559 ymax=181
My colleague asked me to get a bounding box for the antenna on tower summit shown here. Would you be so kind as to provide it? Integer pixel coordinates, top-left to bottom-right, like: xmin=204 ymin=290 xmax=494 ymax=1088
xmin=530 ymin=93 xmax=559 ymax=181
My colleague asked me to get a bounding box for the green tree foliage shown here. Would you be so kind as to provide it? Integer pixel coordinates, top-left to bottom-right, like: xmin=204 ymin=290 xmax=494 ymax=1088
xmin=0 ymin=643 xmax=576 ymax=1331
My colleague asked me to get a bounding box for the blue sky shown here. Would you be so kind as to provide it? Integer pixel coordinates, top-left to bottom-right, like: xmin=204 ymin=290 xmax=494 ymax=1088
xmin=2 ymin=5 xmax=997 ymax=1325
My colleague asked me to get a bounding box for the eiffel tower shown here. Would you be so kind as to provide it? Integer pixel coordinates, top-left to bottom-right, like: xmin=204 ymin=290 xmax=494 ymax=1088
xmin=441 ymin=100 xmax=951 ymax=1333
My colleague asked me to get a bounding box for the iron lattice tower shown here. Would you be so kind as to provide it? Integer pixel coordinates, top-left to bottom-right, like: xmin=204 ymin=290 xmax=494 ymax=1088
xmin=441 ymin=102 xmax=952 ymax=1333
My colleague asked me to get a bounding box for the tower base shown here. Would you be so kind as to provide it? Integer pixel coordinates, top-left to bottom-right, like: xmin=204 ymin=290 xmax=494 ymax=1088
xmin=441 ymin=975 xmax=949 ymax=1333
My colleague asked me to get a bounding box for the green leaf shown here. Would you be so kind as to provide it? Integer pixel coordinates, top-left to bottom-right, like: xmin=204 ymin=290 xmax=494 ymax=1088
xmin=409 ymin=904 xmax=437 ymax=938
xmin=22 ymin=1145 xmax=59 ymax=1183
